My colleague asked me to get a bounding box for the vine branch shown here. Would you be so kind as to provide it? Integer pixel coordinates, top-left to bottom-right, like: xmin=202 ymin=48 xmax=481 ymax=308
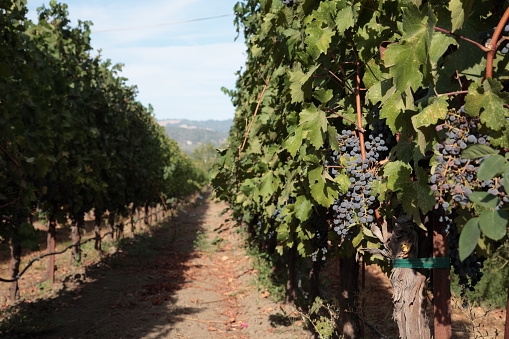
xmin=486 ymin=6 xmax=509 ymax=79
xmin=355 ymin=59 xmax=366 ymax=161
xmin=239 ymin=73 xmax=271 ymax=154
xmin=433 ymin=26 xmax=489 ymax=52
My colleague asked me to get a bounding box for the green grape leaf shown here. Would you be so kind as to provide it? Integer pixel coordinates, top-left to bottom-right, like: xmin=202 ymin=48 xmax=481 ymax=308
xmin=289 ymin=64 xmax=319 ymax=103
xmin=449 ymin=0 xmax=475 ymax=32
xmin=334 ymin=4 xmax=356 ymax=34
xmin=461 ymin=144 xmax=499 ymax=159
xmin=285 ymin=125 xmax=304 ymax=157
xmin=313 ymin=88 xmax=333 ymax=104
xmin=412 ymin=96 xmax=448 ymax=128
xmin=459 ymin=217 xmax=480 ymax=261
xmin=334 ymin=173 xmax=350 ymax=193
xmin=327 ymin=125 xmax=339 ymax=152
xmin=295 ymin=195 xmax=313 ymax=222
xmin=300 ymin=104 xmax=327 ymax=149
xmin=477 ymin=155 xmax=506 ymax=181
xmin=259 ymin=172 xmax=281 ymax=198
xmin=382 ymin=5 xmax=434 ymax=92
xmin=380 ymin=90 xmax=405 ymax=133
xmin=383 ymin=161 xmax=412 ymax=191
xmin=308 ymin=165 xmax=335 ymax=206
xmin=464 ymin=79 xmax=509 ymax=131
xmin=305 ymin=23 xmax=334 ymax=60
xmin=478 ymin=209 xmax=508 ymax=241
xmin=468 ymin=191 xmax=499 ymax=209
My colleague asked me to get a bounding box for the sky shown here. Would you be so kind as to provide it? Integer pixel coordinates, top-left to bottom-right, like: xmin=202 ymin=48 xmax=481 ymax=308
xmin=26 ymin=0 xmax=247 ymax=121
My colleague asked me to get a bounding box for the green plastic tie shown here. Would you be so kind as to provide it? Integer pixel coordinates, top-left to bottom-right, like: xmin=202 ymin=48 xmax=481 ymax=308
xmin=393 ymin=257 xmax=450 ymax=269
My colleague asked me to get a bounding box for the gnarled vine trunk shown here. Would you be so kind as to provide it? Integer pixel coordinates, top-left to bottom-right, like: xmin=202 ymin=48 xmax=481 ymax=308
xmin=47 ymin=215 xmax=57 ymax=283
xmin=390 ymin=267 xmax=430 ymax=338
xmin=9 ymin=239 xmax=21 ymax=301
xmin=70 ymin=213 xmax=84 ymax=264
xmin=361 ymin=215 xmax=431 ymax=339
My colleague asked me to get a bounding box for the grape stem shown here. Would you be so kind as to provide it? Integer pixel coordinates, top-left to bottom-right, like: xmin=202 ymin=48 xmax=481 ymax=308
xmin=486 ymin=6 xmax=509 ymax=79
xmin=433 ymin=27 xmax=489 ymax=52
xmin=324 ymin=165 xmax=347 ymax=169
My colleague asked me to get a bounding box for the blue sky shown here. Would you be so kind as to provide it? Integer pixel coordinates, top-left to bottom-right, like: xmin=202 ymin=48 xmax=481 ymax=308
xmin=26 ymin=0 xmax=246 ymax=121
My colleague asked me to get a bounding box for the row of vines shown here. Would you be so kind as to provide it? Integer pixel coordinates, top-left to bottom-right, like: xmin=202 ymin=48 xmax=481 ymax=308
xmin=212 ymin=0 xmax=509 ymax=338
xmin=0 ymin=1 xmax=206 ymax=300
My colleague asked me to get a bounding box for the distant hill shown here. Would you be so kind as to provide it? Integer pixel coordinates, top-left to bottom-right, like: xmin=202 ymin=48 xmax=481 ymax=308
xmin=159 ymin=119 xmax=232 ymax=154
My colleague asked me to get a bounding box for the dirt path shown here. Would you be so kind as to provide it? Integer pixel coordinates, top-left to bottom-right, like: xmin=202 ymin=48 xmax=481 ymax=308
xmin=0 ymin=192 xmax=505 ymax=338
xmin=0 ymin=193 xmax=312 ymax=339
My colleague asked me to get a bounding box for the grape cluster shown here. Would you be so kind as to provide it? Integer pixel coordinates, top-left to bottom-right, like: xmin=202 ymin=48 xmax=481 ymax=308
xmin=328 ymin=118 xmax=394 ymax=242
xmin=431 ymin=106 xmax=491 ymax=302
xmin=477 ymin=23 xmax=509 ymax=54
xmin=309 ymin=212 xmax=329 ymax=262
xmin=282 ymin=0 xmax=296 ymax=6
xmin=431 ymin=107 xmax=487 ymax=212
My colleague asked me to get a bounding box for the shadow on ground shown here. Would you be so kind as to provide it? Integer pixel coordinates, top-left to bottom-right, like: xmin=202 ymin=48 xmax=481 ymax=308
xmin=0 ymin=193 xmax=211 ymax=339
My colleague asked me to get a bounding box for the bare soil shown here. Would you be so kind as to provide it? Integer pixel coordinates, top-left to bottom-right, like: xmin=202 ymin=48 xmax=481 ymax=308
xmin=0 ymin=191 xmax=506 ymax=338
xmin=0 ymin=193 xmax=312 ymax=339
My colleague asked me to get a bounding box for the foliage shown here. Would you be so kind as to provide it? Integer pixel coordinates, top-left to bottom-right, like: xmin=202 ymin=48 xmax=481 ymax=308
xmin=192 ymin=143 xmax=219 ymax=175
xmin=211 ymin=0 xmax=509 ymax=331
xmin=0 ymin=1 xmax=206 ymax=252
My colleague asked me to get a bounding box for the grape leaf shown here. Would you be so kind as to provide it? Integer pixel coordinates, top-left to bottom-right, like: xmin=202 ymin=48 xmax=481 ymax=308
xmin=382 ymin=5 xmax=435 ymax=92
xmin=259 ymin=172 xmax=281 ymax=198
xmin=305 ymin=23 xmax=334 ymax=60
xmin=289 ymin=64 xmax=319 ymax=103
xmin=383 ymin=161 xmax=412 ymax=191
xmin=308 ymin=165 xmax=335 ymax=206
xmin=449 ymin=0 xmax=475 ymax=32
xmin=477 ymin=155 xmax=506 ymax=181
xmin=459 ymin=217 xmax=480 ymax=261
xmin=334 ymin=3 xmax=356 ymax=34
xmin=479 ymin=209 xmax=508 ymax=241
xmin=299 ymin=104 xmax=327 ymax=149
xmin=468 ymin=191 xmax=499 ymax=209
xmin=461 ymin=144 xmax=499 ymax=159
xmin=285 ymin=125 xmax=304 ymax=157
xmin=295 ymin=195 xmax=312 ymax=222
xmin=464 ymin=79 xmax=509 ymax=131
xmin=411 ymin=96 xmax=448 ymax=129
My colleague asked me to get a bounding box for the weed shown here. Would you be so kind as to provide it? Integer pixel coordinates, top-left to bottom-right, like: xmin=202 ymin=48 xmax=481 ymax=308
xmin=193 ymin=231 xmax=211 ymax=252
xmin=246 ymin=245 xmax=286 ymax=302
xmin=36 ymin=280 xmax=51 ymax=295
xmin=299 ymin=297 xmax=340 ymax=339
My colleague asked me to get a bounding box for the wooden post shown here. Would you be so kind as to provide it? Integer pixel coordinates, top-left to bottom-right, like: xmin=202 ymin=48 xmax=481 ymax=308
xmin=47 ymin=215 xmax=56 ymax=283
xmin=433 ymin=216 xmax=452 ymax=339
xmin=339 ymin=254 xmax=362 ymax=339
